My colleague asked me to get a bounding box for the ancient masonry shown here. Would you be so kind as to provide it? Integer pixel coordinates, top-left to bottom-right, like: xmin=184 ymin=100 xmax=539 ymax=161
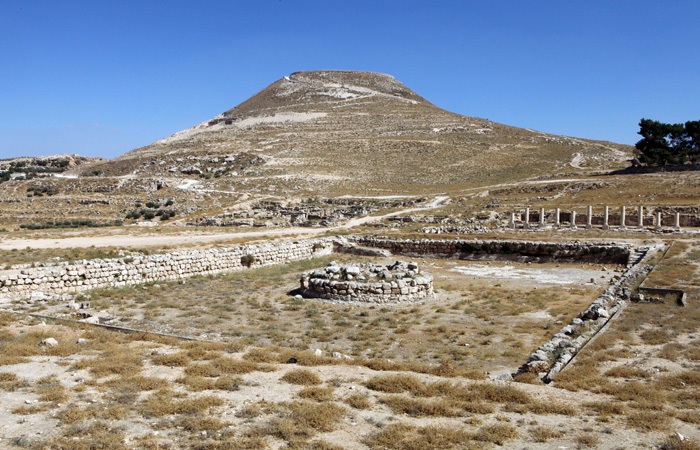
xmin=510 ymin=205 xmax=694 ymax=231
xmin=0 ymin=235 xmax=659 ymax=382
xmin=346 ymin=236 xmax=632 ymax=264
xmin=342 ymin=236 xmax=657 ymax=381
xmin=0 ymin=239 xmax=334 ymax=298
xmin=1 ymin=236 xmax=632 ymax=299
xmin=525 ymin=244 xmax=662 ymax=382
xmin=300 ymin=260 xmax=433 ymax=303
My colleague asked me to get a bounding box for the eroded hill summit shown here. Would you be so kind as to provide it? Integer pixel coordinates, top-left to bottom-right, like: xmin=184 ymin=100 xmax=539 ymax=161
xmin=84 ymin=70 xmax=632 ymax=196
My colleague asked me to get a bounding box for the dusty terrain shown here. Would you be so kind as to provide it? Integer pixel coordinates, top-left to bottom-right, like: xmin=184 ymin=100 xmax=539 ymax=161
xmin=0 ymin=241 xmax=698 ymax=449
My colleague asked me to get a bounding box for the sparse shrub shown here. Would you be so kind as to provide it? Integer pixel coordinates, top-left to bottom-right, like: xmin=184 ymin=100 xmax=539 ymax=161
xmin=530 ymin=426 xmax=563 ymax=442
xmin=627 ymin=410 xmax=671 ymax=431
xmin=281 ymin=369 xmax=322 ymax=386
xmin=214 ymin=375 xmax=242 ymax=391
xmin=285 ymin=400 xmax=346 ymax=432
xmin=56 ymin=405 xmax=92 ymax=424
xmin=241 ymin=254 xmax=257 ymax=267
xmin=152 ymin=351 xmax=191 ymax=367
xmin=380 ymin=395 xmax=461 ymax=417
xmin=605 ymin=365 xmax=652 ymax=379
xmin=36 ymin=379 xmax=68 ymax=402
xmin=659 ymin=435 xmax=700 ymax=450
xmin=46 ymin=421 xmax=128 ymax=450
xmin=512 ymin=371 xmax=541 ymax=384
xmin=174 ymin=416 xmax=229 ymax=432
xmin=344 ymin=393 xmax=371 ymax=409
xmin=677 ymin=411 xmax=700 ymax=424
xmin=640 ymin=329 xmax=672 ymax=345
xmin=307 ymin=440 xmax=345 ymax=450
xmin=139 ymin=390 xmax=223 ymax=417
xmin=584 ymin=400 xmax=626 ymax=416
xmin=576 ymin=434 xmax=600 ymax=448
xmin=472 ymin=424 xmax=518 ymax=445
xmin=527 ymin=400 xmax=576 ymax=416
xmin=177 ymin=375 xmax=216 ymax=392
xmin=0 ymin=372 xmax=25 ymax=391
xmin=298 ymin=386 xmax=335 ymax=402
xmin=365 ymin=423 xmax=476 ymax=450
xmin=365 ymin=374 xmax=424 ymax=394
xmin=72 ymin=348 xmax=143 ymax=378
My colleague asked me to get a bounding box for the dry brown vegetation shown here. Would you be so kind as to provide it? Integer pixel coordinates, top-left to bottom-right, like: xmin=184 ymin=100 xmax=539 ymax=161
xmin=2 ymin=234 xmax=700 ymax=448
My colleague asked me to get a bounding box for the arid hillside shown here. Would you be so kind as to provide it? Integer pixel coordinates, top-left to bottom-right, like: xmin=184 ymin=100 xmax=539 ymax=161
xmin=83 ymin=70 xmax=633 ymax=196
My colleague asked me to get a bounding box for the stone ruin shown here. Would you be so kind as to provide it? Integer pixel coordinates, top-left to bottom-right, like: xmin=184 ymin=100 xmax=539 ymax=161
xmin=300 ymin=260 xmax=434 ymax=303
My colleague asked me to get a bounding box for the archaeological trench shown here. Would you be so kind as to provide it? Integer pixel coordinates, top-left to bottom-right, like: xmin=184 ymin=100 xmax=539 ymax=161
xmin=0 ymin=234 xmax=676 ymax=382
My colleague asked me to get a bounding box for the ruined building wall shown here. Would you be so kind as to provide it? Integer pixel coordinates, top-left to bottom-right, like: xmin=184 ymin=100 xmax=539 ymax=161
xmin=0 ymin=239 xmax=334 ymax=298
xmin=348 ymin=236 xmax=632 ymax=264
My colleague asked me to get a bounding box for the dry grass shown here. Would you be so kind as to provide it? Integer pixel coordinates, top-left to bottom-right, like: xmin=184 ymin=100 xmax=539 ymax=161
xmin=184 ymin=357 xmax=265 ymax=378
xmin=99 ymin=375 xmax=169 ymax=392
xmin=576 ymin=434 xmax=600 ymax=448
xmin=659 ymin=435 xmax=700 ymax=450
xmin=45 ymin=421 xmax=129 ymax=450
xmin=471 ymin=424 xmax=518 ymax=445
xmin=281 ymin=369 xmax=322 ymax=386
xmin=72 ymin=347 xmax=143 ymax=378
xmin=297 ymin=386 xmax=335 ymax=402
xmin=139 ymin=389 xmax=224 ymax=417
xmin=365 ymin=374 xmax=424 ymax=394
xmin=584 ymin=400 xmax=626 ymax=416
xmin=151 ymin=351 xmax=192 ymax=366
xmin=35 ymin=376 xmax=68 ymax=403
xmin=380 ymin=395 xmax=462 ymax=417
xmin=604 ymin=365 xmax=652 ymax=379
xmin=285 ymin=401 xmax=346 ymax=432
xmin=173 ymin=416 xmax=230 ymax=432
xmin=344 ymin=393 xmax=372 ymax=409
xmin=552 ymin=357 xmax=601 ymax=391
xmin=530 ymin=426 xmax=563 ymax=442
xmin=640 ymin=329 xmax=673 ymax=345
xmin=627 ymin=410 xmax=672 ymax=431
xmin=365 ymin=423 xmax=479 ymax=450
xmin=0 ymin=371 xmax=26 ymax=391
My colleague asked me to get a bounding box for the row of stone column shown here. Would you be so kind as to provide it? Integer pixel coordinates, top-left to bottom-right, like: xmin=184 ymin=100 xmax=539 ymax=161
xmin=510 ymin=206 xmax=682 ymax=230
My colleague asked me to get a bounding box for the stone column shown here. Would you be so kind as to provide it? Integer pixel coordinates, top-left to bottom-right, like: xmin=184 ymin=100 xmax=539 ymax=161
xmin=675 ymin=212 xmax=681 ymax=231
xmin=620 ymin=206 xmax=626 ymax=229
xmin=539 ymin=208 xmax=545 ymax=228
xmin=638 ymin=206 xmax=644 ymax=229
xmin=524 ymin=207 xmax=530 ymax=229
xmin=571 ymin=210 xmax=577 ymax=230
xmin=602 ymin=206 xmax=609 ymax=230
xmin=655 ymin=211 xmax=663 ymax=230
xmin=510 ymin=212 xmax=516 ymax=229
xmin=586 ymin=205 xmax=593 ymax=229
xmin=555 ymin=208 xmax=561 ymax=228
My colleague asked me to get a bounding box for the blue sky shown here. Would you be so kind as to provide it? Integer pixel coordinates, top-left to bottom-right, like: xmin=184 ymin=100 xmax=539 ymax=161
xmin=1 ymin=1 xmax=698 ymax=158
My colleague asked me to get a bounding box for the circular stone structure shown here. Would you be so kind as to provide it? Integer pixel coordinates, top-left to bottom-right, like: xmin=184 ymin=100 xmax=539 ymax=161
xmin=300 ymin=260 xmax=434 ymax=303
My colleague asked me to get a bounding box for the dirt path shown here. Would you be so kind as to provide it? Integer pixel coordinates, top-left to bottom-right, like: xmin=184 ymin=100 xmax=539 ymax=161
xmin=0 ymin=196 xmax=450 ymax=250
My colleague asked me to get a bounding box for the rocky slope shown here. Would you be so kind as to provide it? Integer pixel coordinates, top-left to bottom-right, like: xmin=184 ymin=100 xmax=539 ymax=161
xmin=83 ymin=70 xmax=633 ymax=196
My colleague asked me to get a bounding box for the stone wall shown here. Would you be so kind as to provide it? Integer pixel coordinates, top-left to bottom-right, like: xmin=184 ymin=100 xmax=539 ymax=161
xmin=0 ymin=239 xmax=334 ymax=298
xmin=348 ymin=236 xmax=632 ymax=264
xmin=523 ymin=244 xmax=663 ymax=382
xmin=300 ymin=261 xmax=433 ymax=303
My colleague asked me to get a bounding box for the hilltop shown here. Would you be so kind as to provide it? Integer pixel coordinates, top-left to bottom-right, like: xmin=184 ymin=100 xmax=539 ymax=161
xmin=82 ymin=70 xmax=633 ymax=196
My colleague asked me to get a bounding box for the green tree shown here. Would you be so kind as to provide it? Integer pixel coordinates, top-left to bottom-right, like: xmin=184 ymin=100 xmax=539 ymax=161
xmin=635 ymin=119 xmax=700 ymax=165
xmin=684 ymin=120 xmax=700 ymax=162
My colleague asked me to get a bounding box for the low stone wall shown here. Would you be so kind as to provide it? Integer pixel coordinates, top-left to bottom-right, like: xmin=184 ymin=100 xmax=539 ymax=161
xmin=0 ymin=239 xmax=334 ymax=298
xmin=522 ymin=244 xmax=664 ymax=382
xmin=300 ymin=261 xmax=433 ymax=303
xmin=348 ymin=236 xmax=632 ymax=264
